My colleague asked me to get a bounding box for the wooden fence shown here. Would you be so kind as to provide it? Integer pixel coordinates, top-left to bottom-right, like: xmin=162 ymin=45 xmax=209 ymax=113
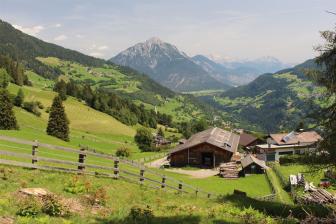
xmin=0 ymin=135 xmax=215 ymax=198
xmin=256 ymin=169 xmax=277 ymax=201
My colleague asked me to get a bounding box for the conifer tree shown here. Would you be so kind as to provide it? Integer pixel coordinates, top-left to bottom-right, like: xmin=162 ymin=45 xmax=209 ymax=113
xmin=0 ymin=68 xmax=10 ymax=88
xmin=14 ymin=88 xmax=24 ymax=107
xmin=46 ymin=95 xmax=69 ymax=141
xmin=0 ymin=88 xmax=18 ymax=130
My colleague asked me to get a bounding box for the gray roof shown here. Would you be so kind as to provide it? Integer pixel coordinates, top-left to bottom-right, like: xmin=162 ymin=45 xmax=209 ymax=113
xmin=241 ymin=154 xmax=268 ymax=169
xmin=170 ymin=127 xmax=240 ymax=154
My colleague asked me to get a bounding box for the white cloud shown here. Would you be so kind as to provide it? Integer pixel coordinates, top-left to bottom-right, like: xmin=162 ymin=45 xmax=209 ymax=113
xmin=54 ymin=34 xmax=67 ymax=41
xmin=55 ymin=23 xmax=62 ymax=28
xmin=75 ymin=34 xmax=84 ymax=38
xmin=97 ymin=45 xmax=108 ymax=50
xmin=89 ymin=52 xmax=104 ymax=58
xmin=13 ymin=24 xmax=44 ymax=36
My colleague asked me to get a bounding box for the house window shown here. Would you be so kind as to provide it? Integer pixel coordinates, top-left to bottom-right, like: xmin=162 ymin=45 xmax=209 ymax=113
xmin=278 ymin=151 xmax=293 ymax=155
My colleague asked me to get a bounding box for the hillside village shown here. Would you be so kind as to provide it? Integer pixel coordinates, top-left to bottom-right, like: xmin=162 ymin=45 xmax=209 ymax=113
xmin=0 ymin=2 xmax=336 ymax=224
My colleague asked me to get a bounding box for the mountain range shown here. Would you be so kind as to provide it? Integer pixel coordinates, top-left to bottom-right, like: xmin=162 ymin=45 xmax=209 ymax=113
xmin=111 ymin=38 xmax=289 ymax=92
xmin=110 ymin=37 xmax=230 ymax=92
xmin=1 ymin=18 xmax=321 ymax=133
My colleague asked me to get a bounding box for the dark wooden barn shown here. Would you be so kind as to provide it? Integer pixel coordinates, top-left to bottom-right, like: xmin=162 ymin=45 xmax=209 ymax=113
xmin=240 ymin=154 xmax=268 ymax=175
xmin=169 ymin=128 xmax=240 ymax=168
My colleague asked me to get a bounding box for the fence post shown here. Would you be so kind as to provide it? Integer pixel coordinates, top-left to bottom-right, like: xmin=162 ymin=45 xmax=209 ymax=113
xmin=114 ymin=159 xmax=119 ymax=179
xmin=78 ymin=148 xmax=86 ymax=172
xmin=140 ymin=168 xmax=145 ymax=184
xmin=207 ymin=193 xmax=211 ymax=198
xmin=161 ymin=175 xmax=166 ymax=188
xmin=195 ymin=188 xmax=199 ymax=197
xmin=178 ymin=182 xmax=183 ymax=193
xmin=32 ymin=140 xmax=38 ymax=167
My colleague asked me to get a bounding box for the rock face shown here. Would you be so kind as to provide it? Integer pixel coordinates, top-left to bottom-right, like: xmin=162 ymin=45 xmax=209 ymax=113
xmin=110 ymin=37 xmax=230 ymax=92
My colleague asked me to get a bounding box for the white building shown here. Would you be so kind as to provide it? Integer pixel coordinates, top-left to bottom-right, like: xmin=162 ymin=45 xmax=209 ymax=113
xmin=256 ymin=131 xmax=322 ymax=161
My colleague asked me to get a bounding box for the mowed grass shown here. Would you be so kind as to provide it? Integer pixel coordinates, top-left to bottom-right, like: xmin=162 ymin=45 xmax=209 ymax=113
xmin=152 ymin=170 xmax=273 ymax=197
xmin=0 ymin=165 xmax=282 ymax=224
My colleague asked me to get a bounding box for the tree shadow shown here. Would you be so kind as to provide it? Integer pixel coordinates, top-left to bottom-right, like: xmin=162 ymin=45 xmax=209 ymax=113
xmin=94 ymin=215 xmax=240 ymax=224
xmin=218 ymin=194 xmax=332 ymax=219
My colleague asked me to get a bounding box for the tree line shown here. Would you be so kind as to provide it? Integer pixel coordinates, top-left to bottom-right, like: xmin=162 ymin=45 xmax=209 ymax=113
xmin=53 ymin=79 xmax=173 ymax=129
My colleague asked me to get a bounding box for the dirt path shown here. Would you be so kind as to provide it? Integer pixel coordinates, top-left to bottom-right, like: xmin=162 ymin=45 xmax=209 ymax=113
xmin=146 ymin=157 xmax=219 ymax=179
xmin=165 ymin=168 xmax=219 ymax=179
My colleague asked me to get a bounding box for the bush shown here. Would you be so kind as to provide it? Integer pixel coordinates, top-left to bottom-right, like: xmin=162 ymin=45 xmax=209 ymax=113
xmin=129 ymin=205 xmax=154 ymax=223
xmin=22 ymin=101 xmax=41 ymax=117
xmin=64 ymin=175 xmax=86 ymax=194
xmin=115 ymin=146 xmax=131 ymax=158
xmin=17 ymin=196 xmax=41 ymax=217
xmin=41 ymin=194 xmax=68 ymax=217
xmin=134 ymin=127 xmax=153 ymax=152
xmin=279 ymin=154 xmax=302 ymax=165
xmin=87 ymin=187 xmax=108 ymax=206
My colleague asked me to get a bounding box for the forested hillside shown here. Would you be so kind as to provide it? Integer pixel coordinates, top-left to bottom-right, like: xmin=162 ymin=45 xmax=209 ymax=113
xmin=199 ymin=59 xmax=327 ymax=132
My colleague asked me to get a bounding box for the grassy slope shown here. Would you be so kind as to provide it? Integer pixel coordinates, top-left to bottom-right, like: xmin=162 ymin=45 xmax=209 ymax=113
xmin=37 ymin=57 xmax=204 ymax=122
xmin=0 ymin=83 xmax=154 ymax=158
xmin=0 ymin=165 xmax=281 ymax=224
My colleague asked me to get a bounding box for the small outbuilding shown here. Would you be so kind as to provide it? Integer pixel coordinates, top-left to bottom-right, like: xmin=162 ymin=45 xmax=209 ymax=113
xmin=241 ymin=154 xmax=268 ymax=175
xmin=169 ymin=127 xmax=240 ymax=168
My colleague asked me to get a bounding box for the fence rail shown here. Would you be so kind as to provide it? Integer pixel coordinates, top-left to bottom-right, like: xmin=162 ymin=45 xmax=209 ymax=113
xmin=0 ymin=135 xmax=215 ymax=198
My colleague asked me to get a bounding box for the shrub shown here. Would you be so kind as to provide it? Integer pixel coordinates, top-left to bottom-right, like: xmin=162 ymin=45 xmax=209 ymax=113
xmin=87 ymin=187 xmax=108 ymax=206
xmin=279 ymin=154 xmax=302 ymax=165
xmin=129 ymin=205 xmax=154 ymax=223
xmin=17 ymin=196 xmax=41 ymax=217
xmin=134 ymin=127 xmax=153 ymax=152
xmin=42 ymin=194 xmax=68 ymax=217
xmin=22 ymin=101 xmax=41 ymax=117
xmin=14 ymin=89 xmax=24 ymax=107
xmin=115 ymin=146 xmax=131 ymax=158
xmin=64 ymin=175 xmax=86 ymax=194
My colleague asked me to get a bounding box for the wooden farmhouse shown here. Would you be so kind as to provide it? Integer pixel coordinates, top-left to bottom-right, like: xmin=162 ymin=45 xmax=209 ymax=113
xmin=256 ymin=131 xmax=322 ymax=161
xmin=169 ymin=127 xmax=240 ymax=168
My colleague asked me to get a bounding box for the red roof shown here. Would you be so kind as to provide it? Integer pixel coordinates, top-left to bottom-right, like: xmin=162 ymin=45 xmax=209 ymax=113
xmin=239 ymin=133 xmax=258 ymax=147
xmin=270 ymin=131 xmax=322 ymax=145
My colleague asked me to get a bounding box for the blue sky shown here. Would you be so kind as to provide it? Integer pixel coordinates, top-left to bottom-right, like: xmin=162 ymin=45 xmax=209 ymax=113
xmin=1 ymin=0 xmax=335 ymax=63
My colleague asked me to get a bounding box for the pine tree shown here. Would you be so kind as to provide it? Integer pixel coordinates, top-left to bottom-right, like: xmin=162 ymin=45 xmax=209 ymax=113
xmin=53 ymin=80 xmax=67 ymax=101
xmin=46 ymin=95 xmax=69 ymax=141
xmin=14 ymin=88 xmax=24 ymax=107
xmin=0 ymin=88 xmax=18 ymax=130
xmin=0 ymin=68 xmax=10 ymax=88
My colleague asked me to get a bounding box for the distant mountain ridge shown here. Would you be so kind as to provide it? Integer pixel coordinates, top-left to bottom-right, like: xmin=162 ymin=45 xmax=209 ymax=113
xmin=193 ymin=55 xmax=289 ymax=86
xmin=110 ymin=38 xmax=231 ymax=92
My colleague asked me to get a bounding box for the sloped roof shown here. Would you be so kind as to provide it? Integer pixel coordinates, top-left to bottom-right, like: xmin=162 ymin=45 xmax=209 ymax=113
xmin=170 ymin=127 xmax=240 ymax=154
xmin=239 ymin=133 xmax=258 ymax=147
xmin=241 ymin=154 xmax=268 ymax=169
xmin=270 ymin=131 xmax=322 ymax=145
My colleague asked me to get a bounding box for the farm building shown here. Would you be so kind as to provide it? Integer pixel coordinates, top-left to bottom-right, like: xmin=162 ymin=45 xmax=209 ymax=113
xmin=239 ymin=132 xmax=261 ymax=149
xmin=169 ymin=127 xmax=240 ymax=168
xmin=241 ymin=154 xmax=268 ymax=175
xmin=256 ymin=131 xmax=322 ymax=161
